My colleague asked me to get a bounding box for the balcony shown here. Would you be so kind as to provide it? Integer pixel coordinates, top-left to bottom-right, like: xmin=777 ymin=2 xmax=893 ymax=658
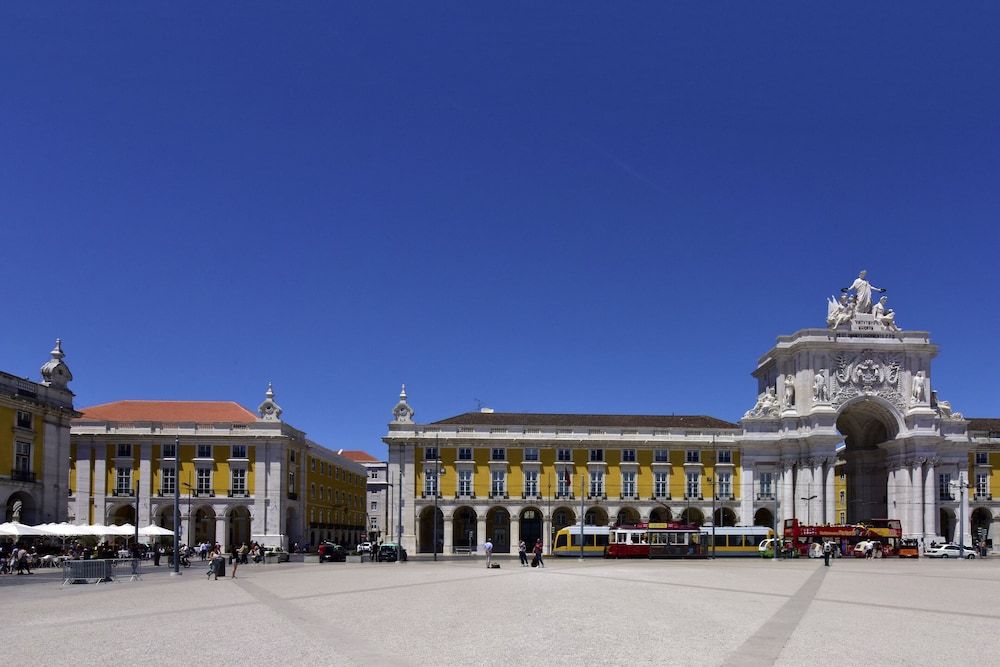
xmin=9 ymin=469 xmax=36 ymax=483
xmin=652 ymin=494 xmax=671 ymax=501
xmin=488 ymin=493 xmax=509 ymax=500
xmin=521 ymin=493 xmax=542 ymax=500
xmin=939 ymin=493 xmax=956 ymax=501
xmin=193 ymin=490 xmax=215 ymax=498
xmin=587 ymin=494 xmax=607 ymax=501
xmin=111 ymin=488 xmax=134 ymax=497
xmin=684 ymin=494 xmax=704 ymax=501
xmin=228 ymin=490 xmax=250 ymax=498
xmin=420 ymin=492 xmax=442 ymax=499
xmin=620 ymin=494 xmax=638 ymax=501
xmin=716 ymin=493 xmax=736 ymax=501
xmin=974 ymin=493 xmax=993 ymax=502
xmin=555 ymin=493 xmax=575 ymax=500
xmin=287 ymin=492 xmax=298 ymax=501
xmin=156 ymin=489 xmax=177 ymax=497
xmin=756 ymin=493 xmax=776 ymax=501
xmin=454 ymin=493 xmax=476 ymax=500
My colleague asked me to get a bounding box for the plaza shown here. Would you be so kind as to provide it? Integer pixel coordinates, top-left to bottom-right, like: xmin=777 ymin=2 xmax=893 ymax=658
xmin=5 ymin=556 xmax=1000 ymax=665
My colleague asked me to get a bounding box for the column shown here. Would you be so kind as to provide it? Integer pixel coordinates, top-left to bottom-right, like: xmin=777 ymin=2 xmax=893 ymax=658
xmin=510 ymin=515 xmax=520 ymax=550
xmin=959 ymin=465 xmax=972 ymax=545
xmin=476 ymin=516 xmax=487 ymax=552
xmin=886 ymin=465 xmax=898 ymax=522
xmin=923 ymin=459 xmax=937 ymax=541
xmin=443 ymin=516 xmax=453 ymax=553
xmin=781 ymin=464 xmax=794 ymax=525
xmin=543 ymin=515 xmax=552 ymax=553
xmin=216 ymin=514 xmax=227 ymax=552
xmin=811 ymin=461 xmax=824 ymax=524
xmin=740 ymin=466 xmax=754 ymax=526
xmin=824 ymin=461 xmax=835 ymax=524
xmin=93 ymin=444 xmax=107 ymax=524
xmin=139 ymin=442 xmax=152 ymax=528
xmin=909 ymin=460 xmax=923 ymax=538
xmin=75 ymin=442 xmax=92 ymax=524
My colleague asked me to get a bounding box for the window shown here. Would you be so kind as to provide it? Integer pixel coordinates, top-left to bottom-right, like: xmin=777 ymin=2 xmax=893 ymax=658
xmin=975 ymin=452 xmax=989 ymax=465
xmin=195 ymin=468 xmax=211 ymax=494
xmin=231 ymin=468 xmax=246 ymax=495
xmin=15 ymin=410 xmax=32 ymax=429
xmin=717 ymin=450 xmax=732 ymax=464
xmin=839 ymin=512 xmax=846 ymax=524
xmin=557 ymin=449 xmax=572 ymax=462
xmin=369 ymin=469 xmax=378 ymax=479
xmin=758 ymin=472 xmax=773 ymax=499
xmin=161 ymin=466 xmax=176 ymax=495
xmin=117 ymin=443 xmax=132 ymax=458
xmin=491 ymin=448 xmax=506 ymax=461
xmin=458 ymin=469 xmax=472 ymax=496
xmin=938 ymin=473 xmax=953 ymax=500
xmin=621 ymin=449 xmax=636 ymax=463
xmin=371 ymin=500 xmax=377 ymax=511
xmin=686 ymin=450 xmax=700 ymax=463
xmin=335 ymin=467 xmax=341 ymax=480
xmin=589 ymin=470 xmax=604 ymax=497
xmin=14 ymin=441 xmax=31 ymax=474
xmin=424 ymin=470 xmax=438 ymax=497
xmin=290 ymin=450 xmax=296 ymax=463
xmin=196 ymin=444 xmax=212 ymax=459
xmin=716 ymin=472 xmax=731 ymax=498
xmin=116 ymin=467 xmax=132 ymax=494
xmin=839 ymin=490 xmax=846 ymax=504
xmin=524 ymin=470 xmax=539 ymax=496
xmin=288 ymin=470 xmax=295 ymax=493
xmin=654 ymin=471 xmax=669 ymax=498
xmin=458 ymin=447 xmax=472 ymax=461
xmin=557 ymin=470 xmax=571 ymax=497
xmin=589 ymin=449 xmax=604 ymax=462
xmin=232 ymin=445 xmax=247 ymax=459
xmin=491 ymin=470 xmax=506 ymax=496
xmin=425 ymin=447 xmax=438 ymax=461
xmin=621 ymin=471 xmax=636 ymax=497
xmin=654 ymin=449 xmax=669 ymax=463
xmin=976 ymin=472 xmax=989 ymax=498
xmin=523 ymin=448 xmax=539 ymax=462
xmin=686 ymin=472 xmax=700 ymax=499
xmin=311 ymin=458 xmax=317 ymax=471
xmin=162 ymin=443 xmax=176 ymax=458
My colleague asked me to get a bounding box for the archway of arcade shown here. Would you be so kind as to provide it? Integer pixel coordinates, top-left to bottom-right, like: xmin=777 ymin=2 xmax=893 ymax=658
xmin=519 ymin=507 xmax=543 ymax=548
xmin=453 ymin=506 xmax=477 ymax=552
xmin=418 ymin=506 xmax=444 ymax=553
xmin=837 ymin=399 xmax=899 ymax=525
xmin=486 ymin=507 xmax=511 ymax=552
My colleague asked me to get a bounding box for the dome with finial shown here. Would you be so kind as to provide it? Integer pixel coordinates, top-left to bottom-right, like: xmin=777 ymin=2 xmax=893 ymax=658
xmin=258 ymin=382 xmax=283 ymax=421
xmin=392 ymin=383 xmax=414 ymax=423
xmin=40 ymin=338 xmax=73 ymax=390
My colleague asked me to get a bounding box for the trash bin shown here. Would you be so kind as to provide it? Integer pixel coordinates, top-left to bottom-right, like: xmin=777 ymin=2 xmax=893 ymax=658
xmin=213 ymin=557 xmax=226 ymax=578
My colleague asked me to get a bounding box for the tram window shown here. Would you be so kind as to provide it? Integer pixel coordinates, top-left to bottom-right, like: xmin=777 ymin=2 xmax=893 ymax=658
xmin=714 ymin=535 xmax=727 ymax=547
xmin=571 ymin=534 xmax=581 ymax=547
xmin=595 ymin=535 xmax=608 ymax=547
xmin=556 ymin=534 xmax=568 ymax=548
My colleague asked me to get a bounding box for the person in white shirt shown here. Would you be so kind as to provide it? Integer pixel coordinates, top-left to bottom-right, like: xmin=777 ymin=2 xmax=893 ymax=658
xmin=484 ymin=539 xmax=493 ymax=568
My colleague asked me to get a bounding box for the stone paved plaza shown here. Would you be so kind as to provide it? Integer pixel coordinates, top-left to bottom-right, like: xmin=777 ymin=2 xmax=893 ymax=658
xmin=5 ymin=556 xmax=1000 ymax=665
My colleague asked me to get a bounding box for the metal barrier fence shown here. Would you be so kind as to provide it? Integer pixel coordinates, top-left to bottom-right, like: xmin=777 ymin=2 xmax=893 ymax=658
xmin=62 ymin=559 xmax=142 ymax=586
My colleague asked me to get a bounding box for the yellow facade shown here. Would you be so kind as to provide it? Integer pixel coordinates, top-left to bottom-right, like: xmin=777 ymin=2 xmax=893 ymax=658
xmin=303 ymin=449 xmax=367 ymax=545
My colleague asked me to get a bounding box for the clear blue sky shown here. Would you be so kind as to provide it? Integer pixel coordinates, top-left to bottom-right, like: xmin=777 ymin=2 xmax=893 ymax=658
xmin=3 ymin=3 xmax=999 ymax=458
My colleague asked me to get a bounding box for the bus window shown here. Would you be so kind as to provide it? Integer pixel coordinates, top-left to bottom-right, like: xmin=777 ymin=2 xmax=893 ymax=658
xmin=556 ymin=534 xmax=568 ymax=549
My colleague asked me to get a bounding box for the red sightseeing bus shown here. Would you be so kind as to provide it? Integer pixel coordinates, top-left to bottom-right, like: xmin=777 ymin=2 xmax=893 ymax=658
xmin=783 ymin=518 xmax=902 ymax=557
xmin=606 ymin=522 xmax=705 ymax=559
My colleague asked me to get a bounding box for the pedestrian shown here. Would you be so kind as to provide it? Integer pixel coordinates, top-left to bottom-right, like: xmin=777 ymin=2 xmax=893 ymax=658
xmin=518 ymin=540 xmax=528 ymax=566
xmin=822 ymin=540 xmax=831 ymax=567
xmin=484 ymin=538 xmax=493 ymax=568
xmin=230 ymin=545 xmax=240 ymax=578
xmin=152 ymin=544 xmax=161 ymax=567
xmin=238 ymin=542 xmax=248 ymax=565
xmin=533 ymin=539 xmax=544 ymax=568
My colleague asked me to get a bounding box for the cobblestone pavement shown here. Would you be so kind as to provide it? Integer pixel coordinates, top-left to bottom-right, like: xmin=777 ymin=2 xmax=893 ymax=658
xmin=5 ymin=555 xmax=1000 ymax=666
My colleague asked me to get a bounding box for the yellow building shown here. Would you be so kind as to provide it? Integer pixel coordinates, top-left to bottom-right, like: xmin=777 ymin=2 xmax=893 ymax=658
xmin=1 ymin=340 xmax=77 ymax=524
xmin=70 ymin=384 xmax=366 ymax=550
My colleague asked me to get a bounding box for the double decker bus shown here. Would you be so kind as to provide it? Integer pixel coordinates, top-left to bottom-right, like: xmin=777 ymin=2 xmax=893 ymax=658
xmin=783 ymin=518 xmax=902 ymax=557
xmin=606 ymin=522 xmax=705 ymax=559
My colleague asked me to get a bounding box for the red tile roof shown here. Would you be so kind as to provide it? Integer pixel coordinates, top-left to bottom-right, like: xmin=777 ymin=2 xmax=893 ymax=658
xmin=967 ymin=418 xmax=1000 ymax=433
xmin=432 ymin=412 xmax=739 ymax=429
xmin=339 ymin=450 xmax=379 ymax=462
xmin=76 ymin=400 xmax=258 ymax=424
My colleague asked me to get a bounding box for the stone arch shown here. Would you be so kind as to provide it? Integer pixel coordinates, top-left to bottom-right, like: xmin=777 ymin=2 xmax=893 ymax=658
xmin=519 ymin=507 xmax=543 ymax=549
xmin=584 ymin=506 xmax=608 ymax=526
xmin=971 ymin=507 xmax=993 ymax=546
xmin=418 ymin=506 xmax=444 ymax=553
xmin=837 ymin=398 xmax=901 ymax=524
xmin=108 ymin=503 xmax=136 ymax=525
xmin=194 ymin=506 xmax=217 ymax=545
xmin=754 ymin=507 xmax=774 ymax=527
xmin=680 ymin=507 xmax=705 ymax=526
xmin=713 ymin=507 xmax=738 ymax=527
xmin=453 ymin=506 xmax=477 ymax=552
xmin=615 ymin=506 xmax=641 ymax=526
xmin=227 ymin=505 xmax=252 ymax=549
xmin=649 ymin=506 xmax=672 ymax=523
xmin=939 ymin=507 xmax=956 ymax=543
xmin=552 ymin=507 xmax=575 ymax=532
xmin=4 ymin=491 xmax=38 ymax=524
xmin=486 ymin=506 xmax=511 ymax=552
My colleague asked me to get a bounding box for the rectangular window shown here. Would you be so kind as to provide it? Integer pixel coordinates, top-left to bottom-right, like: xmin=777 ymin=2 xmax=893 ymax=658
xmin=15 ymin=410 xmax=32 ymax=429
xmin=975 ymin=452 xmax=989 ymax=466
xmin=758 ymin=472 xmax=773 ymax=499
xmin=654 ymin=471 xmax=669 ymax=498
xmin=231 ymin=468 xmax=247 ymax=494
xmin=14 ymin=441 xmax=31 ymax=474
xmin=589 ymin=449 xmax=604 ymax=462
xmin=557 ymin=470 xmax=571 ymax=497
xmin=686 ymin=450 xmax=700 ymax=463
xmin=288 ymin=470 xmax=295 ymax=493
xmin=197 ymin=468 xmax=212 ymax=494
xmin=491 ymin=448 xmax=506 ymax=462
xmin=116 ymin=467 xmax=132 ymax=494
xmin=161 ymin=466 xmax=176 ymax=495
xmin=717 ymin=472 xmax=732 ymax=498
xmin=458 ymin=447 xmax=473 ymax=461
xmin=524 ymin=470 xmax=539 ymax=496
xmin=196 ymin=444 xmax=212 ymax=459
xmin=424 ymin=470 xmax=439 ymax=496
xmin=938 ymin=473 xmax=953 ymax=500
xmin=839 ymin=490 xmax=846 ymax=504
xmin=117 ymin=443 xmax=132 ymax=458
xmin=523 ymin=448 xmax=539 ymax=462
xmin=162 ymin=443 xmax=176 ymax=458
xmin=589 ymin=470 xmax=604 ymax=497
xmin=425 ymin=447 xmax=438 ymax=461
xmin=371 ymin=500 xmax=377 ymax=511
xmin=976 ymin=473 xmax=989 ymax=498
xmin=311 ymin=458 xmax=317 ymax=472
xmin=717 ymin=450 xmax=732 ymax=464
xmin=458 ymin=470 xmax=472 ymax=496
xmin=557 ymin=449 xmax=572 ymax=462
xmin=686 ymin=472 xmax=700 ymax=499
xmin=654 ymin=449 xmax=669 ymax=463
xmin=621 ymin=471 xmax=636 ymax=497
xmin=839 ymin=512 xmax=846 ymax=524
xmin=491 ymin=470 xmax=506 ymax=496
xmin=369 ymin=469 xmax=378 ymax=479
xmin=290 ymin=450 xmax=296 ymax=463
xmin=232 ymin=445 xmax=247 ymax=459
xmin=621 ymin=449 xmax=636 ymax=463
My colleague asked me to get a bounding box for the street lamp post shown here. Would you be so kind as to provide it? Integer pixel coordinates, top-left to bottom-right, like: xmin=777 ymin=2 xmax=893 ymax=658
xmin=183 ymin=482 xmax=193 ymax=546
xmin=173 ymin=435 xmax=181 ymax=575
xmin=430 ymin=451 xmax=443 ymax=562
xmin=708 ymin=475 xmax=716 ymax=559
xmin=801 ymin=493 xmax=818 ymax=525
xmin=950 ymin=479 xmax=970 ymax=558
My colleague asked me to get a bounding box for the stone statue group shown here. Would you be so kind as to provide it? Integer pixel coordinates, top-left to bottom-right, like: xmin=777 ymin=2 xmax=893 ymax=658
xmin=826 ymin=270 xmax=900 ymax=331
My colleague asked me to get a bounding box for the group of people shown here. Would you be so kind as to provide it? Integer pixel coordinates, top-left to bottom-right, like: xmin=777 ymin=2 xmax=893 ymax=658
xmin=482 ymin=538 xmax=545 ymax=569
xmin=0 ymin=543 xmax=35 ymax=575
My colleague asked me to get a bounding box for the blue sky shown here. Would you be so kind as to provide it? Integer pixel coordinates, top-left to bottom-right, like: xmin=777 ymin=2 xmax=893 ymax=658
xmin=2 ymin=3 xmax=998 ymax=458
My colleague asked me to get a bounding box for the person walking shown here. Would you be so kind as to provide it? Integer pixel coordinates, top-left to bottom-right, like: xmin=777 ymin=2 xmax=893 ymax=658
xmin=518 ymin=540 xmax=528 ymax=566
xmin=484 ymin=538 xmax=494 ymax=568
xmin=822 ymin=540 xmax=831 ymax=567
xmin=533 ymin=539 xmax=545 ymax=568
xmin=230 ymin=545 xmax=240 ymax=578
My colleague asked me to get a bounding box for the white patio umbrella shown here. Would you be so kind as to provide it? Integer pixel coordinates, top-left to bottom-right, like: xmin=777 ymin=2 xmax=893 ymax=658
xmin=0 ymin=521 xmax=48 ymax=536
xmin=38 ymin=523 xmax=92 ymax=537
xmin=138 ymin=525 xmax=175 ymax=537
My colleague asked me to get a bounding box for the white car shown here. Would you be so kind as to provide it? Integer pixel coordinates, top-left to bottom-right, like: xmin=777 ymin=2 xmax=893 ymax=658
xmin=356 ymin=542 xmax=373 ymax=554
xmin=925 ymin=543 xmax=976 ymax=559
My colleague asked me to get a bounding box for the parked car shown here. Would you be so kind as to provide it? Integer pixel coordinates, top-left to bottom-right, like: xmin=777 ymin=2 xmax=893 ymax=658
xmin=925 ymin=543 xmax=976 ymax=559
xmin=377 ymin=542 xmax=408 ymax=562
xmin=318 ymin=542 xmax=347 ymax=562
xmin=262 ymin=546 xmax=290 ymax=562
xmin=356 ymin=542 xmax=373 ymax=554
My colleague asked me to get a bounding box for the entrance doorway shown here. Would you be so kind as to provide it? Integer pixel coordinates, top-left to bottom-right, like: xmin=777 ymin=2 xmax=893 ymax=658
xmin=519 ymin=508 xmax=543 ymax=548
xmin=838 ymin=399 xmax=899 ymax=524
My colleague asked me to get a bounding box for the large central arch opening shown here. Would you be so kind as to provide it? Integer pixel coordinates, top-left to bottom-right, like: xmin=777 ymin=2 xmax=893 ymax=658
xmin=837 ymin=398 xmax=900 ymax=525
